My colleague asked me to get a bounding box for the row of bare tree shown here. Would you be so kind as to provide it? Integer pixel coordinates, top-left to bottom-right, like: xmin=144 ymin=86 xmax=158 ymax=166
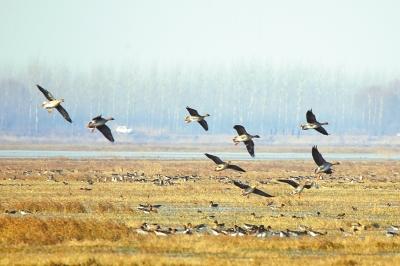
xmin=0 ymin=62 xmax=398 ymax=140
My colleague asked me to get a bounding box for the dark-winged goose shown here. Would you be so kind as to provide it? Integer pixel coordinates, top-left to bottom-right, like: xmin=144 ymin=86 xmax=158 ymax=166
xmin=312 ymin=146 xmax=340 ymax=178
xmin=205 ymin=153 xmax=245 ymax=172
xmin=36 ymin=84 xmax=72 ymax=123
xmin=233 ymin=180 xmax=274 ymax=198
xmin=87 ymin=115 xmax=115 ymax=142
xmin=185 ymin=106 xmax=210 ymax=131
xmin=233 ymin=125 xmax=260 ymax=157
xmin=300 ymin=109 xmax=329 ymax=135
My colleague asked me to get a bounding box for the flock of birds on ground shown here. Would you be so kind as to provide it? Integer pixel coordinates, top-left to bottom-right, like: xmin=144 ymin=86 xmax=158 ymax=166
xmin=10 ymin=85 xmax=396 ymax=238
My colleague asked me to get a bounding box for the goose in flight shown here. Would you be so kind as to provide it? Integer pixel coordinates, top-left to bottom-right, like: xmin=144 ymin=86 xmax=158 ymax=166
xmin=277 ymin=178 xmax=316 ymax=196
xmin=300 ymin=109 xmax=329 ymax=135
xmin=87 ymin=115 xmax=115 ymax=142
xmin=233 ymin=180 xmax=274 ymax=198
xmin=312 ymin=146 xmax=340 ymax=178
xmin=36 ymin=85 xmax=72 ymax=123
xmin=204 ymin=153 xmax=245 ymax=172
xmin=233 ymin=125 xmax=260 ymax=157
xmin=185 ymin=106 xmax=210 ymax=131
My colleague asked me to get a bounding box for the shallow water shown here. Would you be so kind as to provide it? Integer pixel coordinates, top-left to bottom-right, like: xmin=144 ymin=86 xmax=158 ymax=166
xmin=0 ymin=150 xmax=398 ymax=160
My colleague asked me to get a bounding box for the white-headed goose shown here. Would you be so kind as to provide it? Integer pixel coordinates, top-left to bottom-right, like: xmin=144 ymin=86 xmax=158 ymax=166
xmin=87 ymin=115 xmax=115 ymax=142
xmin=185 ymin=106 xmax=210 ymax=131
xmin=36 ymin=85 xmax=72 ymax=123
xmin=233 ymin=125 xmax=260 ymax=157
xmin=312 ymin=146 xmax=340 ymax=178
xmin=301 ymin=109 xmax=329 ymax=135
xmin=233 ymin=180 xmax=274 ymax=198
xmin=205 ymin=153 xmax=245 ymax=173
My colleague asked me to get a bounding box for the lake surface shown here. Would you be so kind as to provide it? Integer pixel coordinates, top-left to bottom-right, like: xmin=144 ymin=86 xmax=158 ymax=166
xmin=0 ymin=150 xmax=398 ymax=160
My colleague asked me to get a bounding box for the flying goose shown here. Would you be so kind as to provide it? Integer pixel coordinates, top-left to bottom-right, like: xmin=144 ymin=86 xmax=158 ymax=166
xmin=300 ymin=109 xmax=329 ymax=135
xmin=233 ymin=180 xmax=274 ymax=198
xmin=185 ymin=106 xmax=210 ymax=131
xmin=312 ymin=146 xmax=340 ymax=179
xmin=205 ymin=153 xmax=246 ymax=172
xmin=87 ymin=115 xmax=115 ymax=142
xmin=233 ymin=125 xmax=260 ymax=157
xmin=36 ymin=85 xmax=72 ymax=123
xmin=277 ymin=178 xmax=316 ymax=196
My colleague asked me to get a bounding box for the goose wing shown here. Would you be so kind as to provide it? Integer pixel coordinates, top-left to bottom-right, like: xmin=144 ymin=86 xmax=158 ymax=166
xmin=36 ymin=84 xmax=55 ymax=101
xmin=233 ymin=180 xmax=250 ymax=190
xmin=198 ymin=120 xmax=208 ymax=131
xmin=55 ymin=105 xmax=72 ymax=123
xmin=312 ymin=146 xmax=327 ymax=166
xmin=186 ymin=106 xmax=199 ymax=116
xmin=253 ymin=188 xmax=274 ymax=197
xmin=205 ymin=153 xmax=224 ymax=164
xmin=277 ymin=179 xmax=300 ymax=188
xmin=227 ymin=164 xmax=246 ymax=172
xmin=233 ymin=125 xmax=248 ymax=135
xmin=97 ymin=125 xmax=114 ymax=142
xmin=92 ymin=115 xmax=102 ymax=121
xmin=306 ymin=109 xmax=317 ymax=123
xmin=244 ymin=140 xmax=255 ymax=157
xmin=314 ymin=126 xmax=329 ymax=135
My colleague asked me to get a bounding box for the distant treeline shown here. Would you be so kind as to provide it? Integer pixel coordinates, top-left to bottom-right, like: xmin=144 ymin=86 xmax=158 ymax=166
xmin=0 ymin=62 xmax=399 ymax=140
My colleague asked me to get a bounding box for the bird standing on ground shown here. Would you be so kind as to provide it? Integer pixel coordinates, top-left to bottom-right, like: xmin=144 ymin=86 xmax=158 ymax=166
xmin=233 ymin=180 xmax=274 ymax=198
xmin=312 ymin=146 xmax=340 ymax=179
xmin=87 ymin=115 xmax=115 ymax=142
xmin=36 ymin=85 xmax=72 ymax=123
xmin=185 ymin=106 xmax=210 ymax=131
xmin=204 ymin=153 xmax=246 ymax=172
xmin=233 ymin=125 xmax=260 ymax=157
xmin=300 ymin=109 xmax=329 ymax=135
xmin=209 ymin=201 xmax=219 ymax=208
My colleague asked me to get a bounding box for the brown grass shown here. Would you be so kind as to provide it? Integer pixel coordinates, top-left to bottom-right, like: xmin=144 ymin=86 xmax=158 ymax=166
xmin=0 ymin=159 xmax=399 ymax=265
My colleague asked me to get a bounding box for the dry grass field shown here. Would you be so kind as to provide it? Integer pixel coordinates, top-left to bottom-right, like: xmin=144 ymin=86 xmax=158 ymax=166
xmin=0 ymin=158 xmax=399 ymax=265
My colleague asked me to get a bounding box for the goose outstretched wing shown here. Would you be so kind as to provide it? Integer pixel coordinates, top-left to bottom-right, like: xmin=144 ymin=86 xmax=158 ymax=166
xmin=306 ymin=109 xmax=317 ymax=123
xmin=233 ymin=125 xmax=248 ymax=135
xmin=198 ymin=120 xmax=208 ymax=131
xmin=312 ymin=146 xmax=327 ymax=166
xmin=227 ymin=164 xmax=246 ymax=172
xmin=97 ymin=125 xmax=114 ymax=142
xmin=205 ymin=153 xmax=224 ymax=164
xmin=315 ymin=126 xmax=329 ymax=135
xmin=36 ymin=85 xmax=55 ymax=101
xmin=244 ymin=140 xmax=255 ymax=157
xmin=186 ymin=107 xmax=199 ymax=116
xmin=55 ymin=105 xmax=72 ymax=123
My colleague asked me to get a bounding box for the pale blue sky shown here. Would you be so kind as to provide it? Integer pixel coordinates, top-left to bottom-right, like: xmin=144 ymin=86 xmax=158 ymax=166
xmin=1 ymin=0 xmax=399 ymax=71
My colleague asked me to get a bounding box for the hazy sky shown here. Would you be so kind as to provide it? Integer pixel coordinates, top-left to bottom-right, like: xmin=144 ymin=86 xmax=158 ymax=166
xmin=1 ymin=0 xmax=399 ymax=71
